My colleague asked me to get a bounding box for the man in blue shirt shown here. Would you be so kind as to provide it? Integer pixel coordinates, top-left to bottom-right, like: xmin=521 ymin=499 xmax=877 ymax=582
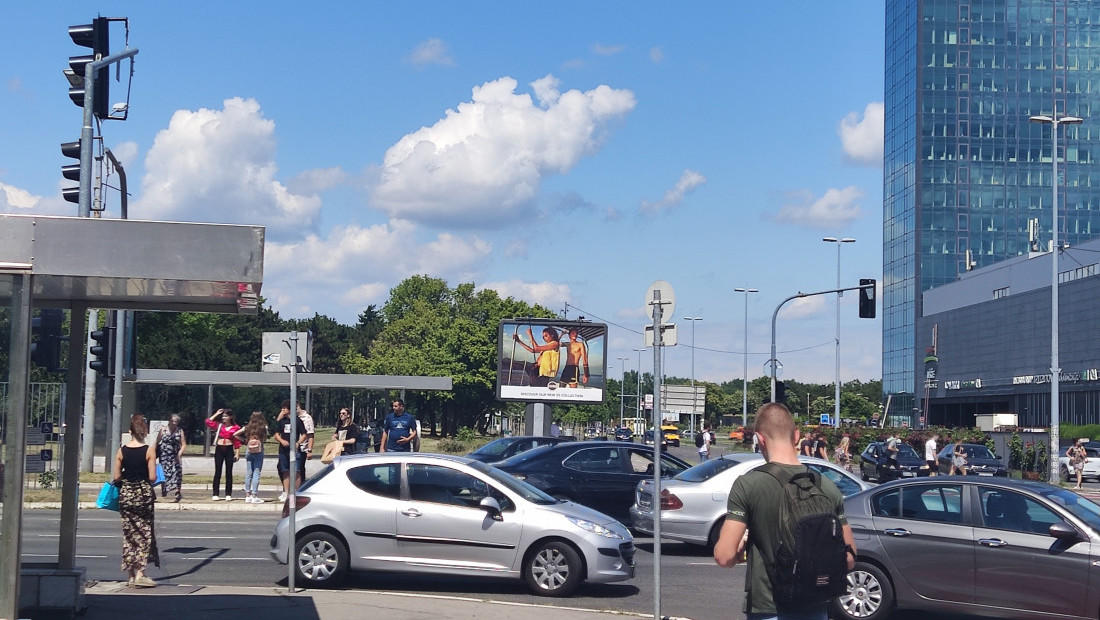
xmin=381 ymin=399 xmax=417 ymax=452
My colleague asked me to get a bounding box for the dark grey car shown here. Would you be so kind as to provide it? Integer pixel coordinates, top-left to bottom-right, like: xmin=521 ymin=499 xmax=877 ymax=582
xmin=834 ymin=477 xmax=1100 ymax=620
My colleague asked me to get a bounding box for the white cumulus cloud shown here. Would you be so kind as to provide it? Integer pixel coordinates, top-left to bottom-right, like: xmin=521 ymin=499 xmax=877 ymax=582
xmin=772 ymin=186 xmax=864 ymax=229
xmin=839 ymin=102 xmax=884 ymax=166
xmin=779 ymin=295 xmax=827 ymax=320
xmin=371 ymin=75 xmax=635 ymax=227
xmin=0 ymin=182 xmax=40 ymax=210
xmin=407 ymin=38 xmax=456 ymax=67
xmin=136 ymin=97 xmax=321 ymax=239
xmin=640 ymin=169 xmax=706 ymax=215
xmin=479 ymin=279 xmax=572 ymax=308
xmin=263 ymin=221 xmax=492 ymax=319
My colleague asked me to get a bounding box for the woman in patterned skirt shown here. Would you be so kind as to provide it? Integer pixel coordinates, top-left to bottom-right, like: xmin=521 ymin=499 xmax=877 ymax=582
xmin=155 ymin=413 xmax=187 ymax=502
xmin=112 ymin=413 xmax=160 ymax=588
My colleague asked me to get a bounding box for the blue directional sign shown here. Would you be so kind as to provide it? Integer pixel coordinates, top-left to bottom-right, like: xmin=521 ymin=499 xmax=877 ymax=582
xmin=819 ymin=414 xmax=831 ymax=426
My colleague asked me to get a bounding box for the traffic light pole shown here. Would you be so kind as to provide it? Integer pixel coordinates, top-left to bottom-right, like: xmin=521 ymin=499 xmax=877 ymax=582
xmin=769 ymin=282 xmax=876 ymax=403
xmin=76 ymin=48 xmax=137 ymax=218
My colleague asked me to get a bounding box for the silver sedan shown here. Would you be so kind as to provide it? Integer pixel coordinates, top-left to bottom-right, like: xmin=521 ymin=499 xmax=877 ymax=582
xmin=630 ymin=453 xmax=868 ymax=549
xmin=270 ymin=452 xmax=635 ymax=597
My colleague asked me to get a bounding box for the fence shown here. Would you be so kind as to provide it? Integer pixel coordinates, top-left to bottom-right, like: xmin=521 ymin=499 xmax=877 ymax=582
xmin=0 ymin=383 xmax=67 ymax=489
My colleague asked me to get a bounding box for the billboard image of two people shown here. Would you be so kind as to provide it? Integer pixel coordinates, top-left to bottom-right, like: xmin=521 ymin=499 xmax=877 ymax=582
xmin=497 ymin=319 xmax=607 ymax=403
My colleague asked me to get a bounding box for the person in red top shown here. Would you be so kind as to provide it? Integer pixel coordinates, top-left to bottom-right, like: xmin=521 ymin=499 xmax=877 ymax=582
xmin=205 ymin=408 xmax=242 ymax=501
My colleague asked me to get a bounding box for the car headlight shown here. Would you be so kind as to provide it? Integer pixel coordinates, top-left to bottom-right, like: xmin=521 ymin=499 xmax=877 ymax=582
xmin=567 ymin=517 xmax=624 ymax=540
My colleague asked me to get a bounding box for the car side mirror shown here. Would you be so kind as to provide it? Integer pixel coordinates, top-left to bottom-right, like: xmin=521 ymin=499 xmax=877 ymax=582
xmin=1048 ymin=522 xmax=1080 ymax=541
xmin=479 ymin=496 xmax=503 ymax=521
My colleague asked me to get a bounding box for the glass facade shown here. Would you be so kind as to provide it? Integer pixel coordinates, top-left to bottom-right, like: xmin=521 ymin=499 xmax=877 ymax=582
xmin=883 ymin=0 xmax=1100 ymax=415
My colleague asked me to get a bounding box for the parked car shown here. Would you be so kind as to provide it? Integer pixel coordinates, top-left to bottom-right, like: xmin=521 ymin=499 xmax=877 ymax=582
xmin=613 ymin=427 xmax=633 ymax=442
xmin=660 ymin=425 xmax=681 ymax=447
xmin=584 ymin=427 xmax=607 ymax=440
xmin=465 ymin=436 xmax=572 ymax=464
xmin=630 ymin=454 xmax=869 ymax=549
xmin=269 ymin=453 xmax=634 ymax=597
xmin=833 ymin=477 xmax=1100 ymax=620
xmin=935 ymin=443 xmax=1009 ymax=477
xmin=1059 ymin=446 xmax=1100 ymax=482
xmin=494 ymin=441 xmax=692 ymax=524
xmin=642 ymin=430 xmax=668 ymax=447
xmin=859 ymin=441 xmax=924 ymax=481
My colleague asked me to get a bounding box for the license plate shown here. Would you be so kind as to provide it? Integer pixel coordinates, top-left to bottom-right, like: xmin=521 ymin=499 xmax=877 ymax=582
xmin=901 ymin=471 xmax=915 ymax=477
xmin=978 ymin=472 xmax=993 ymax=476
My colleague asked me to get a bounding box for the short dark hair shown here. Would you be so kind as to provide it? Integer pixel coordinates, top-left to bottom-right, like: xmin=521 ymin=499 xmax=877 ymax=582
xmin=393 ymin=399 xmax=405 ymax=407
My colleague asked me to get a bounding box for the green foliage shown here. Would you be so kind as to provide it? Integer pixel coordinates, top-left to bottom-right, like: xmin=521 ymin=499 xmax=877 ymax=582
xmin=455 ymin=426 xmax=476 ymax=442
xmin=435 ymin=438 xmax=468 ymax=454
xmin=39 ymin=469 xmax=58 ymax=490
xmin=1061 ymin=424 xmax=1100 ymax=443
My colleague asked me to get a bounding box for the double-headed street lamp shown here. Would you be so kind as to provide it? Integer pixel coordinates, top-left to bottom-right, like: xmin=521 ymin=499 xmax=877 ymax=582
xmin=683 ymin=316 xmax=703 ymax=431
xmin=734 ymin=288 xmax=758 ymax=428
xmin=1030 ymin=112 xmax=1083 ymax=484
xmin=823 ymin=237 xmax=855 ymax=428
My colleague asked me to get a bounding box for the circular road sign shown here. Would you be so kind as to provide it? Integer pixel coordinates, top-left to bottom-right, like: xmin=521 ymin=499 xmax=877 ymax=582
xmin=645 ymin=281 xmax=676 ymax=321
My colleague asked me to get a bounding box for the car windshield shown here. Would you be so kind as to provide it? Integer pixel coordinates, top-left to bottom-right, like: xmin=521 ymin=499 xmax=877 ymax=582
xmin=494 ymin=443 xmax=554 ymax=468
xmin=1036 ymin=486 xmax=1100 ymax=533
xmin=895 ymin=443 xmax=919 ymax=457
xmin=469 ymin=438 xmax=513 ymax=458
xmin=964 ymin=445 xmax=996 ymax=459
xmin=468 ymin=460 xmax=559 ymax=505
xmin=674 ymin=457 xmax=743 ymax=482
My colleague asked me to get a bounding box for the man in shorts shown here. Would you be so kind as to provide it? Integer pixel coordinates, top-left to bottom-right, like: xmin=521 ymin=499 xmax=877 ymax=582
xmin=274 ymin=400 xmax=307 ymax=501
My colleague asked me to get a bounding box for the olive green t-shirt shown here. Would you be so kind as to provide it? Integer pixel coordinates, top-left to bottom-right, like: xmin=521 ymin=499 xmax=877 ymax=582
xmin=726 ymin=463 xmax=847 ymax=614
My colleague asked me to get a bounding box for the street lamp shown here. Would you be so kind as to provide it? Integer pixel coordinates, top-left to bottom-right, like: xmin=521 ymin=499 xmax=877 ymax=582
xmin=617 ymin=356 xmax=629 ymax=427
xmin=683 ymin=316 xmax=703 ymax=432
xmin=823 ymin=237 xmax=855 ymax=428
xmin=735 ymin=288 xmax=758 ymax=429
xmin=633 ymin=347 xmax=646 ymax=431
xmin=1030 ymin=112 xmax=1083 ymax=484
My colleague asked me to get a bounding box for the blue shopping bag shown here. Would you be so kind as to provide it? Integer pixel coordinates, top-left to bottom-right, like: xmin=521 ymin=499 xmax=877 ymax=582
xmin=96 ymin=482 xmax=119 ymax=511
xmin=154 ymin=463 xmax=165 ymax=486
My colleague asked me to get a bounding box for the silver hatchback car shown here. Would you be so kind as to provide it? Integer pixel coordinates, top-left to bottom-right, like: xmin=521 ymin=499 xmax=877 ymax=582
xmin=269 ymin=452 xmax=635 ymax=597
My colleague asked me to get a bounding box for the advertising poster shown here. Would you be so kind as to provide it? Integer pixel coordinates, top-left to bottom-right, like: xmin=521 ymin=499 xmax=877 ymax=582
xmin=497 ymin=319 xmax=607 ymax=403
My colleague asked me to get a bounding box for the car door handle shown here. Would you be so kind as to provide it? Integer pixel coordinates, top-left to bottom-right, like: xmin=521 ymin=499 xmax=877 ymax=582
xmin=401 ymin=508 xmax=422 ymax=517
xmin=883 ymin=528 xmax=911 ymax=537
xmin=978 ymin=538 xmax=1007 ymax=547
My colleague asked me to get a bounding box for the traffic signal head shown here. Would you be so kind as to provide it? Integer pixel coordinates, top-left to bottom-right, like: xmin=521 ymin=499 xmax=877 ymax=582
xmin=775 ymin=380 xmax=787 ymax=404
xmin=68 ymin=17 xmax=110 ymax=120
xmin=89 ymin=325 xmax=115 ymax=377
xmin=31 ymin=309 xmax=65 ymax=371
xmin=61 ymin=140 xmax=82 ymax=204
xmin=859 ymin=278 xmax=877 ymax=319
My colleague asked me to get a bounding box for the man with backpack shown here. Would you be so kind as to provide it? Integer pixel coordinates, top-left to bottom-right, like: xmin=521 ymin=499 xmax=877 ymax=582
xmin=714 ymin=402 xmax=856 ymax=619
xmin=695 ymin=425 xmax=712 ymax=462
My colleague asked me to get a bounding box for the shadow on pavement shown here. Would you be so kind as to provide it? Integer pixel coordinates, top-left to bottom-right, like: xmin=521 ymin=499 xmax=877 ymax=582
xmin=77 ymin=593 xmax=321 ymax=620
xmin=286 ymin=571 xmax=640 ymax=601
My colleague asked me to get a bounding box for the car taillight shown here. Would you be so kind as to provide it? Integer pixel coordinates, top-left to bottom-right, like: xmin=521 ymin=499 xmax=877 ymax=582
xmin=659 ymin=489 xmax=683 ymax=510
xmin=280 ymin=495 xmax=311 ymax=518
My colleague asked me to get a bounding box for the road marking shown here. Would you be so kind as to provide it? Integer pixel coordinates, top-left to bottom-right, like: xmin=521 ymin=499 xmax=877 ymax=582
xmin=176 ymin=557 xmax=269 ymax=561
xmin=22 ymin=553 xmax=107 ymax=559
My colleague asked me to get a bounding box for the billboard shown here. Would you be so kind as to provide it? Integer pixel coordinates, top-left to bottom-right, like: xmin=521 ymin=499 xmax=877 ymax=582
xmin=497 ymin=319 xmax=608 ymax=404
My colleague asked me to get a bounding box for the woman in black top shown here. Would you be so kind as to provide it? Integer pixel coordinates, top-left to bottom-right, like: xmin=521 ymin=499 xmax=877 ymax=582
xmin=112 ymin=413 xmax=160 ymax=588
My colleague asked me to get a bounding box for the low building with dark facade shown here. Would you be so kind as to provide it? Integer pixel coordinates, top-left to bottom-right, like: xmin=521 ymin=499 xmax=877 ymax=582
xmin=917 ymin=238 xmax=1100 ymax=429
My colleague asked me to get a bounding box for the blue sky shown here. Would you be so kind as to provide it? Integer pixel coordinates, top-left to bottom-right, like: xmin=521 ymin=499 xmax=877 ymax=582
xmin=1 ymin=2 xmax=886 ymax=386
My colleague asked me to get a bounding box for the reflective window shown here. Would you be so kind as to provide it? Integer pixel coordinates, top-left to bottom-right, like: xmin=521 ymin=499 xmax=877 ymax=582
xmin=346 ymin=463 xmax=400 ymax=499
xmin=406 ymin=463 xmax=511 ymax=510
xmin=979 ymin=487 xmax=1060 ymax=535
xmin=564 ymin=447 xmax=623 ymax=473
xmin=809 ymin=464 xmax=863 ymax=497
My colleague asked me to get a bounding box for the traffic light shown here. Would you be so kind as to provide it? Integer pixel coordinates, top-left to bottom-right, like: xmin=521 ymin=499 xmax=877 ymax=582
xmin=31 ymin=309 xmax=65 ymax=371
xmin=89 ymin=325 xmax=115 ymax=377
xmin=859 ymin=278 xmax=877 ymax=319
xmin=67 ymin=17 xmax=110 ymax=120
xmin=775 ymin=380 xmax=787 ymax=404
xmin=60 ymin=140 xmax=81 ymax=204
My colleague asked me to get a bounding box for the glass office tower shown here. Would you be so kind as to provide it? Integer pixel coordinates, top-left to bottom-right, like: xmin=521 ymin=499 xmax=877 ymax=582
xmin=883 ymin=0 xmax=1100 ymax=419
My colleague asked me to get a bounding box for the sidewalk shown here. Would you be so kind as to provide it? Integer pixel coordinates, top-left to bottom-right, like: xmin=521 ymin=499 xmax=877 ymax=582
xmin=80 ymin=582 xmax=655 ymax=620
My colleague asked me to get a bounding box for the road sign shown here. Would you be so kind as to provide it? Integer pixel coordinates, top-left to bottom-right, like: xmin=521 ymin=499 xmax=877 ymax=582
xmin=644 ymin=323 xmax=677 ymax=346
xmin=25 ymin=427 xmax=46 ymax=446
xmin=40 ymin=422 xmax=54 ymax=435
xmin=820 ymin=414 xmax=831 ymax=425
xmin=40 ymin=449 xmax=53 ymax=462
xmin=763 ymin=359 xmax=784 ymax=378
xmin=25 ymin=454 xmax=45 ymax=473
xmin=645 ymin=281 xmax=675 ymax=320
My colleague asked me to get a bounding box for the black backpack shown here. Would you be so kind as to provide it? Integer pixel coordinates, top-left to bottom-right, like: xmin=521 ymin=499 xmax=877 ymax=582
xmin=695 ymin=433 xmax=705 ymax=448
xmin=759 ymin=463 xmax=848 ymax=608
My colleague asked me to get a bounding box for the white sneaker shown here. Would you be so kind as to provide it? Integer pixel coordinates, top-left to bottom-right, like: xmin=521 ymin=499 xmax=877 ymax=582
xmin=211 ymin=495 xmax=220 ymax=501
xmin=278 ymin=492 xmax=287 ymax=502
xmin=253 ymin=497 xmax=263 ymax=503
xmin=225 ymin=496 xmax=234 ymax=502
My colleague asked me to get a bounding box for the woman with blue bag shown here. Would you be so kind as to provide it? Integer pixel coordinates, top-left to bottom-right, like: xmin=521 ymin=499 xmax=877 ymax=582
xmin=111 ymin=413 xmax=160 ymax=588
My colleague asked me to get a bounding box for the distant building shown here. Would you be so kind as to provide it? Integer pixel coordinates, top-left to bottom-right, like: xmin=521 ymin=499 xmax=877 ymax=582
xmin=918 ymin=237 xmax=1100 ymax=427
xmin=883 ymin=1 xmax=1100 ymax=421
